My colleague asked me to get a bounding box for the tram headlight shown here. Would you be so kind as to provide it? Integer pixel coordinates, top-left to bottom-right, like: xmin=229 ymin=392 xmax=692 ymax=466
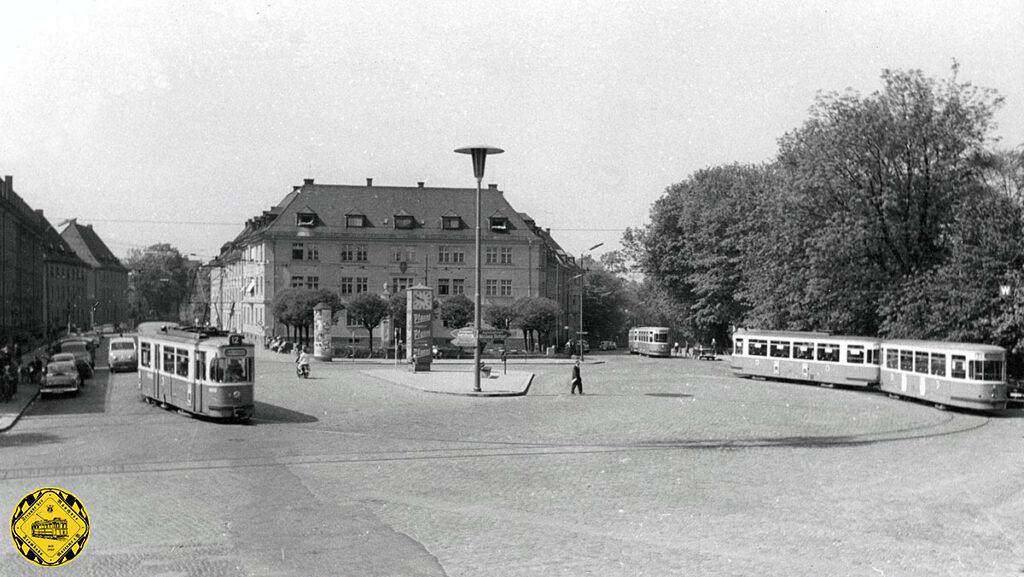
xmin=232 ymin=390 xmax=241 ymax=399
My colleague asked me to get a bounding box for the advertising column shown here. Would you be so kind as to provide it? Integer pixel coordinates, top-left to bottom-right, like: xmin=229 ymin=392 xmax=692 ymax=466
xmin=406 ymin=284 xmax=433 ymax=372
xmin=313 ymin=302 xmax=334 ymax=361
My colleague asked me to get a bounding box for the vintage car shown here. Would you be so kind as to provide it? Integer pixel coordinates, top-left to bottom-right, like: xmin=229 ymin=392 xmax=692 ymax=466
xmin=107 ymin=337 xmax=137 ymax=372
xmin=41 ymin=360 xmax=82 ymax=396
xmin=51 ymin=352 xmax=93 ymax=381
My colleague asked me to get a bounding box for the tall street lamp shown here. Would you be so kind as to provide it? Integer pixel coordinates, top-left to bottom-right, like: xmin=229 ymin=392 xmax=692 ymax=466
xmin=455 ymin=145 xmax=504 ymax=392
xmin=576 ymin=242 xmax=604 ymax=362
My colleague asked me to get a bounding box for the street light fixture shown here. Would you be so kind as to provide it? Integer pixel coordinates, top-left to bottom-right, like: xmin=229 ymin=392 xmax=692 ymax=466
xmin=455 ymin=145 xmax=504 ymax=393
xmin=577 ymin=242 xmax=604 ymax=361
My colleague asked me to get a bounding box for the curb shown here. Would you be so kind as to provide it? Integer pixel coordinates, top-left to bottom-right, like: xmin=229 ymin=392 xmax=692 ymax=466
xmin=0 ymin=384 xmax=40 ymax=433
xmin=412 ymin=374 xmax=535 ymax=397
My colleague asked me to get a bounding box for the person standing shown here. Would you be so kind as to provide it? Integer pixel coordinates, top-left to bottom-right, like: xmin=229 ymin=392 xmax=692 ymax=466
xmin=570 ymin=360 xmax=583 ymax=395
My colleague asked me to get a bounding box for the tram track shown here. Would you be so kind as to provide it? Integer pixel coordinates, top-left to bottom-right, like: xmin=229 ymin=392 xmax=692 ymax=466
xmin=0 ymin=413 xmax=989 ymax=482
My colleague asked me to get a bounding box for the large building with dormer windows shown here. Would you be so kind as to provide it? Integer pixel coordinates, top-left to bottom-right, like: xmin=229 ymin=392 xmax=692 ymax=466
xmin=211 ymin=178 xmax=582 ymax=351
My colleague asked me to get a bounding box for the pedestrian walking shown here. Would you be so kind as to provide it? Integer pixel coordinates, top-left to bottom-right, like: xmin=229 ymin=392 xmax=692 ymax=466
xmin=570 ymin=359 xmax=583 ymax=395
xmin=501 ymin=349 xmax=507 ymax=375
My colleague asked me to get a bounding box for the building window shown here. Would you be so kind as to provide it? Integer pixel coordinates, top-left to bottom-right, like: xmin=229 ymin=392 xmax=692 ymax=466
xmin=341 ymin=277 xmax=353 ymax=294
xmin=485 ymin=279 xmax=498 ymax=296
xmin=485 ymin=247 xmax=499 ymax=264
xmin=500 ymin=247 xmax=513 ymax=265
xmin=340 ymin=244 xmax=368 ymax=262
xmin=291 ymin=275 xmax=304 ymax=288
xmin=500 ymin=279 xmax=512 ymax=296
xmin=391 ymin=277 xmax=413 ymax=293
xmin=452 ymin=279 xmax=465 ymax=295
xmin=437 ymin=279 xmax=450 ymax=296
xmin=296 ymin=213 xmax=316 ymax=227
xmin=355 ymin=277 xmax=368 ymax=293
xmin=292 ymin=243 xmax=304 ymax=260
xmin=306 ymin=245 xmax=319 ymax=260
xmin=306 ymin=276 xmax=319 ymax=290
xmin=394 ymin=215 xmax=416 ymax=229
xmin=346 ymin=312 xmax=361 ymax=326
xmin=438 ymin=246 xmax=465 ymax=264
xmin=393 ymin=247 xmax=415 ymax=263
xmin=443 ymin=216 xmax=461 ymax=230
xmin=346 ymin=214 xmax=366 ymax=228
xmin=489 ymin=217 xmax=509 ymax=232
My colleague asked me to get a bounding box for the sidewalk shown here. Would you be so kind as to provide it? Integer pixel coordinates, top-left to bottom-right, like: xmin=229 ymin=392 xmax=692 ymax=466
xmin=362 ymin=368 xmax=534 ymax=397
xmin=0 ymin=382 xmax=40 ymax=432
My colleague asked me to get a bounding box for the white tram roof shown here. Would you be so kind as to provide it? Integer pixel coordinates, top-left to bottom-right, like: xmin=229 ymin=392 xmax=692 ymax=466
xmin=137 ymin=324 xmax=247 ymax=346
xmin=881 ymin=339 xmax=1005 ymax=354
xmin=734 ymin=329 xmax=878 ymax=345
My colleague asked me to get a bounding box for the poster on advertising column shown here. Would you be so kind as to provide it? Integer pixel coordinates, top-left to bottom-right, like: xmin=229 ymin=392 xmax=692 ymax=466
xmin=406 ymin=284 xmax=433 ymax=372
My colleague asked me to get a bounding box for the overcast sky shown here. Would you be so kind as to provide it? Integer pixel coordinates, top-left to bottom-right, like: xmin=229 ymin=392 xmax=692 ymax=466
xmin=2 ymin=1 xmax=1022 ymax=261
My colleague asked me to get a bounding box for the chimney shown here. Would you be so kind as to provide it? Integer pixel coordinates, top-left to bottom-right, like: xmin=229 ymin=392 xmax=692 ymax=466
xmin=366 ymin=178 xmax=373 ymax=187
xmin=303 ymin=178 xmax=314 ymax=186
xmin=488 ymin=183 xmax=497 ymax=190
xmin=417 ymin=181 xmax=425 ymax=188
xmin=3 ymin=175 xmax=11 ymax=197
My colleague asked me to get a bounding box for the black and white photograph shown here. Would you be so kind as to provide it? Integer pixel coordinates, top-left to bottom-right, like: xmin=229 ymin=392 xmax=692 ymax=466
xmin=2 ymin=1 xmax=1024 ymax=575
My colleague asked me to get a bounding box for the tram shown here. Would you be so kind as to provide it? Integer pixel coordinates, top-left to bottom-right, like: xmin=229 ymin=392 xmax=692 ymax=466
xmin=628 ymin=327 xmax=672 ymax=357
xmin=136 ymin=322 xmax=255 ymax=420
xmin=731 ymin=329 xmax=880 ymax=388
xmin=880 ymin=340 xmax=1008 ymax=411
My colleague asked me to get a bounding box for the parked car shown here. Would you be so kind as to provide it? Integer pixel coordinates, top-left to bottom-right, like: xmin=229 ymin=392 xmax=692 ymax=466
xmin=59 ymin=338 xmax=96 ymax=368
xmin=41 ymin=360 xmax=81 ymax=396
xmin=51 ymin=352 xmax=93 ymax=381
xmin=107 ymin=337 xmax=138 ymax=372
xmin=599 ymin=340 xmax=618 ymax=351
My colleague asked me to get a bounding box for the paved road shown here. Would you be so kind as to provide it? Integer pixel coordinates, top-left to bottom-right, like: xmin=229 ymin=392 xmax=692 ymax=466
xmin=2 ymin=349 xmax=1023 ymax=576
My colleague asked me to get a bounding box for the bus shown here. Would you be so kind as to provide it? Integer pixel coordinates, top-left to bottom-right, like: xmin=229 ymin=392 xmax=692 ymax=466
xmin=880 ymin=340 xmax=1008 ymax=411
xmin=137 ymin=322 xmax=255 ymax=421
xmin=628 ymin=327 xmax=672 ymax=357
xmin=730 ymin=329 xmax=880 ymax=388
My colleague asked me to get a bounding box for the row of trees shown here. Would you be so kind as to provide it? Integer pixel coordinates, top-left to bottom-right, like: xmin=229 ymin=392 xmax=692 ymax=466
xmin=624 ymin=64 xmax=1024 ymax=357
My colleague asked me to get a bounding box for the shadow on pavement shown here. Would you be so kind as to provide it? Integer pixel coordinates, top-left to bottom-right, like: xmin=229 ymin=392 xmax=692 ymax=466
xmin=27 ymin=373 xmax=109 ymax=416
xmin=250 ymin=401 xmax=319 ymax=424
xmin=0 ymin=431 xmax=63 ymax=448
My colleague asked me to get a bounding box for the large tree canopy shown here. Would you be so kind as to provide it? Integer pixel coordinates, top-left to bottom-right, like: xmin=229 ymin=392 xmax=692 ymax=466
xmin=124 ymin=244 xmax=191 ymax=324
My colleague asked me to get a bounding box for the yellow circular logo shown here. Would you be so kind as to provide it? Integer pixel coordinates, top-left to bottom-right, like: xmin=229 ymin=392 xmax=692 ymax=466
xmin=10 ymin=487 xmax=89 ymax=567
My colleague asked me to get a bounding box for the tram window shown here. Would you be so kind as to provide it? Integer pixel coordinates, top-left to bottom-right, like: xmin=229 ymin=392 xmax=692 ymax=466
xmin=163 ymin=348 xmax=175 ymax=373
xmin=654 ymin=333 xmax=669 ymax=343
xmin=770 ymin=341 xmax=791 ymax=358
xmin=929 ymin=353 xmax=946 ymax=377
xmin=793 ymin=342 xmax=814 ymax=360
xmin=846 ymin=345 xmax=864 ymax=364
xmin=951 ymin=355 xmax=966 ymax=379
xmin=885 ymin=349 xmax=898 ymax=369
xmin=970 ymin=360 xmax=1004 ymax=382
xmin=176 ymin=348 xmax=188 ymax=377
xmin=734 ymin=338 xmax=744 ymax=355
xmin=816 ymin=344 xmax=839 ymax=363
xmin=899 ymin=350 xmax=913 ymax=371
xmin=195 ymin=352 xmax=207 ymax=382
xmin=212 ymin=358 xmax=224 ymax=382
xmin=140 ymin=342 xmax=151 ymax=368
xmin=868 ymin=349 xmax=880 ymax=365
xmin=225 ymin=359 xmax=247 ymax=382
xmin=749 ymin=340 xmax=767 ymax=357
xmin=914 ymin=351 xmax=928 ymax=374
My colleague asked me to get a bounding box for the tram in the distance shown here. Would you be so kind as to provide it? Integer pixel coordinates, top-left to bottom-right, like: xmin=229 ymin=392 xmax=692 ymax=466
xmin=628 ymin=327 xmax=672 ymax=357
xmin=136 ymin=322 xmax=255 ymax=421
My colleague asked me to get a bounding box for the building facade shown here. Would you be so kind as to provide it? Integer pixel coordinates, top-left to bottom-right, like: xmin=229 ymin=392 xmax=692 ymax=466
xmin=0 ymin=174 xmax=46 ymax=345
xmin=42 ymin=222 xmax=90 ymax=337
xmin=212 ymin=178 xmax=581 ymax=351
xmin=60 ymin=219 xmax=129 ymax=329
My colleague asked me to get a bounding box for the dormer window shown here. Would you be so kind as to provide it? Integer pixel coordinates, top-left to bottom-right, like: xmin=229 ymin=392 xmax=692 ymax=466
xmin=489 ymin=216 xmax=510 ymax=232
xmin=394 ymin=215 xmax=416 ymax=230
xmin=296 ymin=212 xmax=316 ymax=227
xmin=346 ymin=214 xmax=366 ymax=228
xmin=442 ymin=216 xmax=462 ymax=230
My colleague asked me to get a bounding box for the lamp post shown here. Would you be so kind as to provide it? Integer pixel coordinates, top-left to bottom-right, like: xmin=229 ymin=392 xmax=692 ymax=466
xmin=455 ymin=145 xmax=504 ymax=393
xmin=575 ymin=242 xmax=604 ymax=362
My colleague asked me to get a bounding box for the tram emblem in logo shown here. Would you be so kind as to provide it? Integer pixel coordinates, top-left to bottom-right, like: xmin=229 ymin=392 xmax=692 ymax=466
xmin=10 ymin=487 xmax=89 ymax=567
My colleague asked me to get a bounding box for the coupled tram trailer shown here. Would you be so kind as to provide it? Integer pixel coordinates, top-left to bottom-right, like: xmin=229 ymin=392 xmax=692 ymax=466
xmin=136 ymin=322 xmax=255 ymax=421
xmin=731 ymin=329 xmax=1009 ymax=411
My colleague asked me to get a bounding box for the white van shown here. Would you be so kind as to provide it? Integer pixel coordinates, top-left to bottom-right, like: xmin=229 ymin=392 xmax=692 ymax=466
xmin=108 ymin=337 xmax=138 ymax=372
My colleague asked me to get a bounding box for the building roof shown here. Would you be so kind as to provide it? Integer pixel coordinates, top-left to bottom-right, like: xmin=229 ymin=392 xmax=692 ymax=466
xmin=59 ymin=219 xmax=127 ymax=271
xmin=42 ymin=221 xmax=89 ymax=267
xmin=220 ymin=180 xmax=582 ymax=273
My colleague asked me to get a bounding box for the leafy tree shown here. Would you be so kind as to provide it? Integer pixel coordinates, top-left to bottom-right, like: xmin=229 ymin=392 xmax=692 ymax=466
xmin=346 ymin=293 xmax=390 ymax=352
xmin=124 ymin=244 xmax=191 ymax=324
xmin=513 ymin=297 xmax=561 ymax=351
xmin=271 ymin=288 xmax=342 ymax=345
xmin=581 ymin=261 xmax=629 ymax=343
xmin=439 ymin=295 xmax=474 ymax=329
xmin=485 ymin=304 xmax=518 ymax=330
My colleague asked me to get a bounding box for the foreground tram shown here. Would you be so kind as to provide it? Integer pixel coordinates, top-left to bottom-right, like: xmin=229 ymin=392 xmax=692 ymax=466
xmin=880 ymin=340 xmax=1008 ymax=411
xmin=136 ymin=322 xmax=255 ymax=420
xmin=731 ymin=329 xmax=880 ymax=388
xmin=628 ymin=327 xmax=672 ymax=357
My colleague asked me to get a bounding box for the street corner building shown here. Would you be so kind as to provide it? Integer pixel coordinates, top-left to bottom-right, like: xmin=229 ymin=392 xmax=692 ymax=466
xmin=209 ymin=178 xmax=584 ymax=353
xmin=0 ymin=173 xmax=128 ymax=345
